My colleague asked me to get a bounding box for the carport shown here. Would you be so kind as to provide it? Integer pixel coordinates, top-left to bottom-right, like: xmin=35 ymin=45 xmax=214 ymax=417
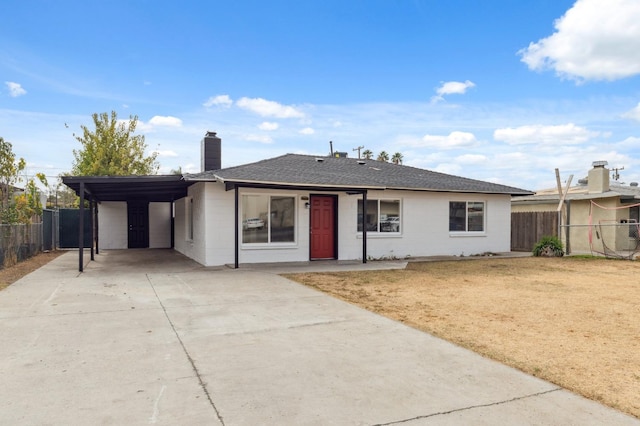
xmin=62 ymin=175 xmax=191 ymax=272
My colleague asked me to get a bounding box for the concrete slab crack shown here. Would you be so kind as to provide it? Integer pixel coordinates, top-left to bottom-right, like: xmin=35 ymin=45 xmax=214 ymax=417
xmin=146 ymin=274 xmax=225 ymax=425
xmin=372 ymin=388 xmax=562 ymax=425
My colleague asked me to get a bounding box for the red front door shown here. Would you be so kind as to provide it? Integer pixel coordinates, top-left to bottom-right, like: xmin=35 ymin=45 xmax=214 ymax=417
xmin=310 ymin=195 xmax=336 ymax=259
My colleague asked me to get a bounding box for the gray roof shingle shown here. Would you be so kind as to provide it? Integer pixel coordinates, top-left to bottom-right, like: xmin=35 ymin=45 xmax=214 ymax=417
xmin=185 ymin=154 xmax=532 ymax=195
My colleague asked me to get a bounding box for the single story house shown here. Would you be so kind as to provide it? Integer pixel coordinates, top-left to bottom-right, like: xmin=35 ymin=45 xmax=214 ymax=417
xmin=512 ymin=161 xmax=640 ymax=255
xmin=63 ymin=132 xmax=532 ymax=270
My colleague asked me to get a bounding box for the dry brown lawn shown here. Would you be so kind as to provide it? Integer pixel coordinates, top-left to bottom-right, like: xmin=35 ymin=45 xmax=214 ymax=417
xmin=284 ymin=256 xmax=640 ymax=419
xmin=0 ymin=251 xmax=65 ymax=291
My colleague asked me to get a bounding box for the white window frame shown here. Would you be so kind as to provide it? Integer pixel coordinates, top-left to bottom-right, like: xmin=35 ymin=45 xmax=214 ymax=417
xmin=241 ymin=193 xmax=297 ymax=246
xmin=357 ymin=198 xmax=402 ymax=234
xmin=449 ymin=201 xmax=485 ymax=234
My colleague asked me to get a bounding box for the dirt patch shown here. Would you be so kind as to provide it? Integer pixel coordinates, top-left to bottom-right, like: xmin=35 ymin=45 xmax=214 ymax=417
xmin=284 ymin=257 xmax=640 ymax=418
xmin=0 ymin=251 xmax=66 ymax=291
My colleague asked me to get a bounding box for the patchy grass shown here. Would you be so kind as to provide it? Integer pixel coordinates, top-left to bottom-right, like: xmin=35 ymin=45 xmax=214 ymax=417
xmin=0 ymin=251 xmax=65 ymax=291
xmin=284 ymin=257 xmax=640 ymax=418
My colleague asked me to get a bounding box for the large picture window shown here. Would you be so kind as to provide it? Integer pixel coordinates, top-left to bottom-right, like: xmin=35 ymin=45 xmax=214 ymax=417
xmin=449 ymin=201 xmax=485 ymax=232
xmin=242 ymin=195 xmax=295 ymax=244
xmin=357 ymin=199 xmax=401 ymax=233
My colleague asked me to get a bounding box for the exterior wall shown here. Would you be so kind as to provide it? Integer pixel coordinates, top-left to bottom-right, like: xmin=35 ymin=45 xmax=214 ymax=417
xmin=174 ymin=183 xmax=208 ymax=265
xmin=173 ymin=197 xmax=187 ymax=254
xmin=99 ymin=201 xmax=172 ymax=250
xmin=339 ymin=190 xmax=512 ymax=260
xmin=183 ymin=183 xmax=514 ymax=267
xmin=511 ymin=202 xmax=557 ymax=213
xmin=98 ymin=201 xmax=127 ymax=249
xmin=148 ymin=202 xmax=172 ymax=248
xmin=512 ymin=197 xmax=631 ymax=254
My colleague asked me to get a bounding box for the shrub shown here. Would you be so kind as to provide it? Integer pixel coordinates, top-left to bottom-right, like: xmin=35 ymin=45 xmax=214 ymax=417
xmin=533 ymin=235 xmax=564 ymax=257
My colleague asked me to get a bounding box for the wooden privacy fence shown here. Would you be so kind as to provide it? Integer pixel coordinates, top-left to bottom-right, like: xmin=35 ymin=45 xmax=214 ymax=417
xmin=0 ymin=223 xmax=43 ymax=269
xmin=511 ymin=211 xmax=558 ymax=252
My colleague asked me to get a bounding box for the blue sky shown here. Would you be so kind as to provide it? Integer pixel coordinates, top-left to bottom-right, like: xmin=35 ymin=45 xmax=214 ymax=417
xmin=2 ymin=0 xmax=640 ymax=192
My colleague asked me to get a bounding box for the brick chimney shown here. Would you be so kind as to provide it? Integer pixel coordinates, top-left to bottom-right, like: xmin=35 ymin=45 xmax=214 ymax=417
xmin=201 ymin=131 xmax=221 ymax=172
xmin=588 ymin=160 xmax=610 ymax=193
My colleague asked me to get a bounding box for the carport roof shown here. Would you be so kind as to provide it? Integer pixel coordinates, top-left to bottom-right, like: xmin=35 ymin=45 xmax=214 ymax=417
xmin=62 ymin=175 xmax=190 ymax=202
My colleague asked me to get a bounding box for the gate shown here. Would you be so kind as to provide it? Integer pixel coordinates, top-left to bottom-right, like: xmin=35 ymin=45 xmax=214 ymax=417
xmin=43 ymin=209 xmax=55 ymax=251
xmin=511 ymin=211 xmax=558 ymax=252
xmin=58 ymin=209 xmax=92 ymax=248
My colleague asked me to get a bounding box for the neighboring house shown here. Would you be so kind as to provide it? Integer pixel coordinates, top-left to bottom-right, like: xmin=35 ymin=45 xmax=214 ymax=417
xmin=63 ymin=132 xmax=532 ymax=269
xmin=512 ymin=161 xmax=640 ymax=255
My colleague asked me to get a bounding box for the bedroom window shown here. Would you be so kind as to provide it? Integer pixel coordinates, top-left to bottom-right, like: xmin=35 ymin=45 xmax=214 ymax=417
xmin=449 ymin=201 xmax=485 ymax=232
xmin=242 ymin=195 xmax=295 ymax=244
xmin=357 ymin=199 xmax=401 ymax=233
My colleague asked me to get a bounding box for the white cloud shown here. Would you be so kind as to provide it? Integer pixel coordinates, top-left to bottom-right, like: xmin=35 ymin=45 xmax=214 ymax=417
xmin=148 ymin=116 xmax=183 ymax=127
xmin=519 ymin=0 xmax=640 ymax=81
xmin=5 ymin=81 xmax=26 ymax=97
xmin=236 ymin=97 xmax=304 ymax=118
xmin=456 ymin=154 xmax=487 ymax=165
xmin=259 ymin=121 xmax=279 ymax=131
xmin=299 ymin=127 xmax=314 ymax=135
xmin=431 ymin=80 xmax=475 ymax=103
xmin=203 ymin=94 xmax=233 ymax=108
xmin=137 ymin=115 xmax=183 ymax=132
xmin=622 ymin=103 xmax=640 ymax=121
xmin=493 ymin=123 xmax=599 ymax=145
xmin=400 ymin=131 xmax=478 ymax=149
xmin=245 ymin=134 xmax=273 ymax=144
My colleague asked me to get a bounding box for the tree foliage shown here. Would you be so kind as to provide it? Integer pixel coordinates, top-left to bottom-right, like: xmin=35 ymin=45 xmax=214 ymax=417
xmin=377 ymin=151 xmax=389 ymax=162
xmin=391 ymin=152 xmax=403 ymax=165
xmin=6 ymin=173 xmax=48 ymax=224
xmin=0 ymin=137 xmax=26 ymax=211
xmin=71 ymin=111 xmax=159 ymax=176
xmin=362 ymin=149 xmax=373 ymax=160
xmin=0 ymin=137 xmax=48 ymax=224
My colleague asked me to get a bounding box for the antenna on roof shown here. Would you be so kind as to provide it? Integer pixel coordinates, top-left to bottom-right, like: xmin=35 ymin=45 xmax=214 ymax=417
xmin=612 ymin=166 xmax=624 ymax=181
xmin=352 ymin=145 xmax=364 ymax=159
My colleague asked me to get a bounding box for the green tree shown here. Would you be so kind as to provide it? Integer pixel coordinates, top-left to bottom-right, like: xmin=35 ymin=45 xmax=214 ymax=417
xmin=0 ymin=137 xmax=26 ymax=212
xmin=71 ymin=111 xmax=159 ymax=176
xmin=362 ymin=149 xmax=373 ymax=160
xmin=391 ymin=152 xmax=403 ymax=165
xmin=13 ymin=173 xmax=48 ymax=223
xmin=377 ymin=151 xmax=389 ymax=162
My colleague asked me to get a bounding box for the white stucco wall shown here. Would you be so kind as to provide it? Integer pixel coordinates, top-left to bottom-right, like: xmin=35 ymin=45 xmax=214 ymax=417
xmin=182 ymin=183 xmax=513 ymax=267
xmin=98 ymin=201 xmax=127 ymax=249
xmin=149 ymin=202 xmax=172 ymax=248
xmin=99 ymin=201 xmax=172 ymax=250
xmin=174 ymin=183 xmax=208 ymax=265
xmin=339 ymin=190 xmax=512 ymax=260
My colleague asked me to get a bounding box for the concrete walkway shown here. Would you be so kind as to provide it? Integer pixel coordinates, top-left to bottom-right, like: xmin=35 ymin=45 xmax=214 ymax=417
xmin=0 ymin=250 xmax=637 ymax=425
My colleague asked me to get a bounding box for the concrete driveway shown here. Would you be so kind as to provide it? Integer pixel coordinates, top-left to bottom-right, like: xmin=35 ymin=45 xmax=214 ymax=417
xmin=0 ymin=250 xmax=637 ymax=425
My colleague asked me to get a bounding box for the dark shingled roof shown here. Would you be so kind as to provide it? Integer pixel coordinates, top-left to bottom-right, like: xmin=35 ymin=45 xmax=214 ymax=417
xmin=186 ymin=154 xmax=532 ymax=195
